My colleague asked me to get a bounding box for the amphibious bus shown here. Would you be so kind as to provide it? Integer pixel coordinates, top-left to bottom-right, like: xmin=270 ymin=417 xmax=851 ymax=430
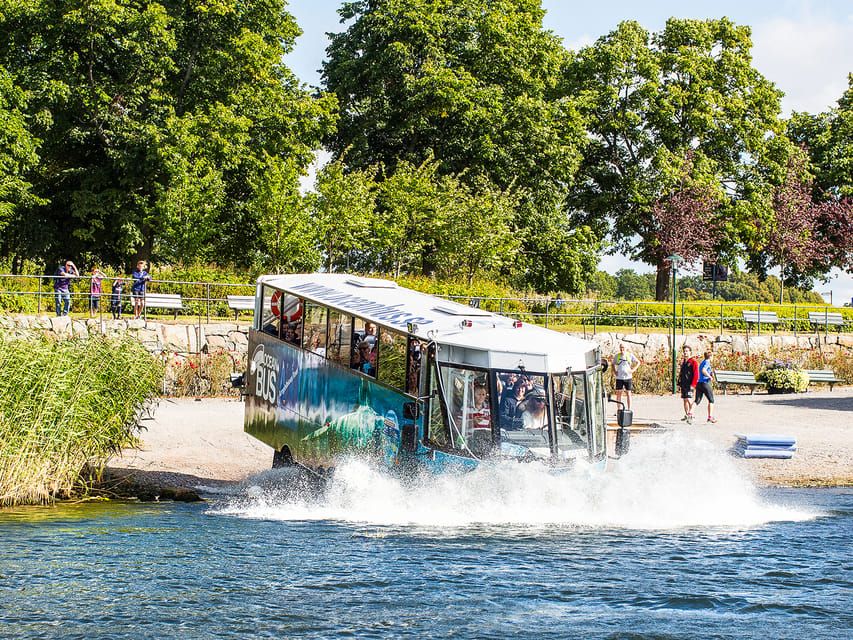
xmin=243 ymin=274 xmax=610 ymax=473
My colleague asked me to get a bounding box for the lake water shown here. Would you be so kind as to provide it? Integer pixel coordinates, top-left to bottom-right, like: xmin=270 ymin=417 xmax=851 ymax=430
xmin=1 ymin=433 xmax=851 ymax=639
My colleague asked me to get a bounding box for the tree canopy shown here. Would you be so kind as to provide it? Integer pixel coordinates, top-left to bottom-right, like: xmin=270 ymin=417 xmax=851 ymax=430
xmin=565 ymin=18 xmax=787 ymax=300
xmin=0 ymin=0 xmax=336 ymax=270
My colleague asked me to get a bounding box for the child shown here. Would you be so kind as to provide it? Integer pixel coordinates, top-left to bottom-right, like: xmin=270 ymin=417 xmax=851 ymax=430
xmin=110 ymin=276 xmax=125 ymax=319
xmin=695 ymin=351 xmax=717 ymax=423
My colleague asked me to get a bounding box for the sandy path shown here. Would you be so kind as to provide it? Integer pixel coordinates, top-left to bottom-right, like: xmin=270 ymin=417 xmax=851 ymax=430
xmin=109 ymin=389 xmax=853 ymax=489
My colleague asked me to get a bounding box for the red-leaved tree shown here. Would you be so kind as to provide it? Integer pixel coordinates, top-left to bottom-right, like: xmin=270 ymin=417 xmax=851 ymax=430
xmin=645 ymin=153 xmax=724 ymax=299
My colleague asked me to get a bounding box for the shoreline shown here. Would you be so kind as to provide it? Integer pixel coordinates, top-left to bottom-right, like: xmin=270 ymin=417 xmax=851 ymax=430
xmin=108 ymin=390 xmax=853 ymax=494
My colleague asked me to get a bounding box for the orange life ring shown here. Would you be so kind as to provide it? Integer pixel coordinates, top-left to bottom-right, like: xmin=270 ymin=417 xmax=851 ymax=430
xmin=270 ymin=291 xmax=302 ymax=322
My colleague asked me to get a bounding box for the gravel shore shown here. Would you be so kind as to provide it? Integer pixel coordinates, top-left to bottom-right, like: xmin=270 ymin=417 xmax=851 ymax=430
xmin=109 ymin=389 xmax=853 ymax=491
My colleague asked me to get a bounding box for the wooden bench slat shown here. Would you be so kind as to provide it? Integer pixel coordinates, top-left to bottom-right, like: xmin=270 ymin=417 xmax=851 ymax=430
xmin=807 ymin=312 xmax=844 ymax=326
xmin=741 ymin=311 xmax=779 ymax=323
xmin=144 ymin=293 xmax=183 ymax=318
xmin=805 ymin=369 xmax=844 ymax=391
xmin=714 ymin=370 xmax=765 ymax=395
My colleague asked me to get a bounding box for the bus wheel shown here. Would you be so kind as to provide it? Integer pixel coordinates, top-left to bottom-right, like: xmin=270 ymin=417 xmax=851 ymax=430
xmin=272 ymin=446 xmax=293 ymax=468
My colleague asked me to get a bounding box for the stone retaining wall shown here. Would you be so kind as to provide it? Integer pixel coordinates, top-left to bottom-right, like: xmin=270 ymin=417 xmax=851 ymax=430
xmin=0 ymin=315 xmax=249 ymax=357
xmin=2 ymin=313 xmax=851 ymax=363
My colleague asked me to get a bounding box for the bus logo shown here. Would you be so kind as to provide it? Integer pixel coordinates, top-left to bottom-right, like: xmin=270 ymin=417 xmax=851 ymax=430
xmin=250 ymin=344 xmax=278 ymax=405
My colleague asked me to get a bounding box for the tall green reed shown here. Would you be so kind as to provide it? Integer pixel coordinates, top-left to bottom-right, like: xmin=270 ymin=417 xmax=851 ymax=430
xmin=0 ymin=332 xmax=163 ymax=506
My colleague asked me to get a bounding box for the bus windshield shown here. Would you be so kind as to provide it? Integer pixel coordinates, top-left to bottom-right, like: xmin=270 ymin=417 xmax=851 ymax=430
xmin=553 ymin=370 xmax=606 ymax=460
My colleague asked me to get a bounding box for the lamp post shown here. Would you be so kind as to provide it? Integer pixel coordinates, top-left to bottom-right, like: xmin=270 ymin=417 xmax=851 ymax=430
xmin=665 ymin=254 xmax=683 ymax=394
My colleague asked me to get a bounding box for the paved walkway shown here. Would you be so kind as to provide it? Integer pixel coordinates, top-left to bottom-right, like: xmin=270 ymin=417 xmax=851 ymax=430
xmin=622 ymin=388 xmax=853 ymax=486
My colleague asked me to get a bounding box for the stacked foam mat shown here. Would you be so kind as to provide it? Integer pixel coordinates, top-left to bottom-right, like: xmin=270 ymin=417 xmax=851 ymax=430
xmin=732 ymin=433 xmax=797 ymax=459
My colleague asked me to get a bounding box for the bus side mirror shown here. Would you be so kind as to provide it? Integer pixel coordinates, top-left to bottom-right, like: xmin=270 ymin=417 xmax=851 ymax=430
xmin=403 ymin=402 xmax=419 ymax=420
xmin=617 ymin=408 xmax=633 ymax=428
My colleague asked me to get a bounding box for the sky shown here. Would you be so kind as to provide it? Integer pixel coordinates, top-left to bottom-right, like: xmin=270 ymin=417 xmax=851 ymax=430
xmin=282 ymin=0 xmax=853 ymax=304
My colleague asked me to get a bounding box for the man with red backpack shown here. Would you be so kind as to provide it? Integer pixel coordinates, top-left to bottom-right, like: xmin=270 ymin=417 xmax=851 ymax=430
xmin=677 ymin=345 xmax=699 ymax=424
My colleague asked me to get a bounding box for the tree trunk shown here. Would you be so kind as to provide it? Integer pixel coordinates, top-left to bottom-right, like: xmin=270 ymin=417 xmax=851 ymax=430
xmin=655 ymin=262 xmax=671 ymax=302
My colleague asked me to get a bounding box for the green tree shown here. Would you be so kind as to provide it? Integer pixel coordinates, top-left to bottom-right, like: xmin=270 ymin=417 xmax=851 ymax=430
xmin=788 ymin=74 xmax=853 ymax=198
xmin=0 ymin=0 xmax=336 ymax=270
xmin=614 ymin=269 xmax=655 ymax=301
xmin=566 ymin=18 xmax=786 ymax=300
xmin=323 ymin=0 xmax=595 ymax=292
xmin=0 ymin=66 xmax=43 ymax=268
xmin=307 ymin=159 xmax=376 ymax=273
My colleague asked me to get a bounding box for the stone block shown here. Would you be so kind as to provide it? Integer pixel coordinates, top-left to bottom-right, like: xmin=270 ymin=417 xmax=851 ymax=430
xmin=228 ymin=331 xmax=248 ymax=347
xmin=203 ymin=323 xmax=238 ymax=336
xmin=161 ymin=324 xmax=191 ymax=353
xmin=50 ymin=315 xmax=72 ymax=333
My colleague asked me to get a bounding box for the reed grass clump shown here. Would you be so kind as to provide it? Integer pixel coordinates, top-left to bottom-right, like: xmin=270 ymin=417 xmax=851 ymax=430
xmin=0 ymin=332 xmax=163 ymax=506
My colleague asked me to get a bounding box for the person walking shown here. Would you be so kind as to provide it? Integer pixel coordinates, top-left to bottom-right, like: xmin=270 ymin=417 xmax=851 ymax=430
xmin=695 ymin=351 xmax=717 ymax=423
xmin=611 ymin=343 xmax=641 ymax=411
xmin=677 ymin=345 xmax=699 ymax=424
xmin=53 ymin=260 xmax=79 ymax=316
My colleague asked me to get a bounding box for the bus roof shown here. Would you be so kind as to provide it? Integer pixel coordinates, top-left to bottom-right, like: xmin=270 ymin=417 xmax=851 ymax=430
xmin=258 ymin=273 xmax=600 ymax=373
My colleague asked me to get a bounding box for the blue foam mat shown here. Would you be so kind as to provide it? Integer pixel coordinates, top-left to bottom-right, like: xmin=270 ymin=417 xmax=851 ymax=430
xmin=734 ymin=433 xmax=797 ymax=446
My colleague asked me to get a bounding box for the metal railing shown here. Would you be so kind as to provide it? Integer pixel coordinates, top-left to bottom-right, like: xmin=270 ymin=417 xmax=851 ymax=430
xmin=0 ymin=273 xmax=256 ymax=323
xmin=0 ymin=273 xmax=849 ymax=336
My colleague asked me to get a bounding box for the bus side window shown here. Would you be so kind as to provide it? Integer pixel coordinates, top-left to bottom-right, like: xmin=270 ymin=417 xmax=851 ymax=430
xmin=303 ymin=302 xmax=328 ymax=356
xmin=406 ymin=339 xmax=423 ymax=396
xmin=327 ymin=310 xmax=352 ymax=367
xmin=377 ymin=328 xmax=406 ymax=390
xmin=351 ymin=318 xmax=376 ymax=376
xmin=260 ymin=286 xmax=281 ymax=338
xmin=425 ymin=359 xmax=450 ymax=448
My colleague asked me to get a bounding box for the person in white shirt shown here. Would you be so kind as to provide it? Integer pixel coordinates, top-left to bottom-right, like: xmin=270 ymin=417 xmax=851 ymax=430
xmin=611 ymin=343 xmax=641 ymax=410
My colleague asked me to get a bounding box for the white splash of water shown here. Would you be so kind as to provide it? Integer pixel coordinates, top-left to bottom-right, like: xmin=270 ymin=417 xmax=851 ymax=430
xmin=215 ymin=431 xmax=818 ymax=530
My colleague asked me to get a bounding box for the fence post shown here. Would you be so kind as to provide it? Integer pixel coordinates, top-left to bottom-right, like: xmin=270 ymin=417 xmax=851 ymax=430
xmin=545 ymin=297 xmax=549 ymax=328
xmin=635 ymin=302 xmax=639 ymax=334
xmin=206 ymin=283 xmax=210 ymax=324
xmin=793 ymin=305 xmax=797 ymax=339
xmin=680 ymin=303 xmax=685 ymax=335
xmin=37 ymin=277 xmax=42 ymax=314
xmin=593 ymin=301 xmax=598 ymax=335
xmin=720 ymin=302 xmax=724 ymax=336
xmin=757 ymin=303 xmax=761 ymax=336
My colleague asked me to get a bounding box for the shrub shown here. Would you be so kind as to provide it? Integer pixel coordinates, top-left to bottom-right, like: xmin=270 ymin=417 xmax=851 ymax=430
xmin=756 ymin=361 xmax=810 ymax=392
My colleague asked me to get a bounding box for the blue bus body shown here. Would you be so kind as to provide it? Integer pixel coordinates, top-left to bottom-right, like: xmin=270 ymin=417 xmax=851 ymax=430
xmin=244 ymin=274 xmax=608 ymax=474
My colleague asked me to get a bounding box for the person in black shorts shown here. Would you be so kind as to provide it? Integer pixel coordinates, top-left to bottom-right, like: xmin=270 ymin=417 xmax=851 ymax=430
xmin=694 ymin=351 xmax=717 ymax=423
xmin=677 ymin=346 xmax=699 ymax=423
xmin=611 ymin=343 xmax=641 ymax=410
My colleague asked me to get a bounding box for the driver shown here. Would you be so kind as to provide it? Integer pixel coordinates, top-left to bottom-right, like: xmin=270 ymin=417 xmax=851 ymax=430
xmin=518 ymin=386 xmax=547 ymax=430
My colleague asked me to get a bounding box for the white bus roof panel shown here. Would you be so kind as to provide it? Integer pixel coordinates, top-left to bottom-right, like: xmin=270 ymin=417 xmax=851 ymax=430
xmin=258 ymin=274 xmax=600 ymax=372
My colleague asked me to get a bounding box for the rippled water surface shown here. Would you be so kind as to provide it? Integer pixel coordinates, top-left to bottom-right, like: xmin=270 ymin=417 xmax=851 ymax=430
xmin=2 ymin=435 xmax=852 ymax=639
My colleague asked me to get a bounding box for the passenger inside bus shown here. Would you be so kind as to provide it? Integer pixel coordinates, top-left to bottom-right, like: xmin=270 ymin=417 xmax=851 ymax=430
xmin=498 ymin=375 xmax=532 ymax=429
xmin=351 ymin=340 xmax=376 ymax=377
xmin=466 ymin=385 xmax=491 ymax=432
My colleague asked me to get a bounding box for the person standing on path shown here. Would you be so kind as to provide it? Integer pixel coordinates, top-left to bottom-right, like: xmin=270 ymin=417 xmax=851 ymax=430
xmin=695 ymin=351 xmax=717 ymax=423
xmin=53 ymin=260 xmax=79 ymax=316
xmin=131 ymin=261 xmax=152 ymax=319
xmin=110 ymin=276 xmax=125 ymax=319
xmin=677 ymin=345 xmax=699 ymax=423
xmin=612 ymin=343 xmax=641 ymax=410
xmin=89 ymin=266 xmax=107 ymax=318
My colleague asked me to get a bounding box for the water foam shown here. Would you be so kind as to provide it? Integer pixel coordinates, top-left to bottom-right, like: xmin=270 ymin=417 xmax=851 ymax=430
xmin=214 ymin=431 xmax=818 ymax=530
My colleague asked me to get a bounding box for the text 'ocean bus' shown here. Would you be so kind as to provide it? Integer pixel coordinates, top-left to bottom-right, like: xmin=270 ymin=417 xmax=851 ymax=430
xmin=242 ymin=274 xmax=613 ymax=474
